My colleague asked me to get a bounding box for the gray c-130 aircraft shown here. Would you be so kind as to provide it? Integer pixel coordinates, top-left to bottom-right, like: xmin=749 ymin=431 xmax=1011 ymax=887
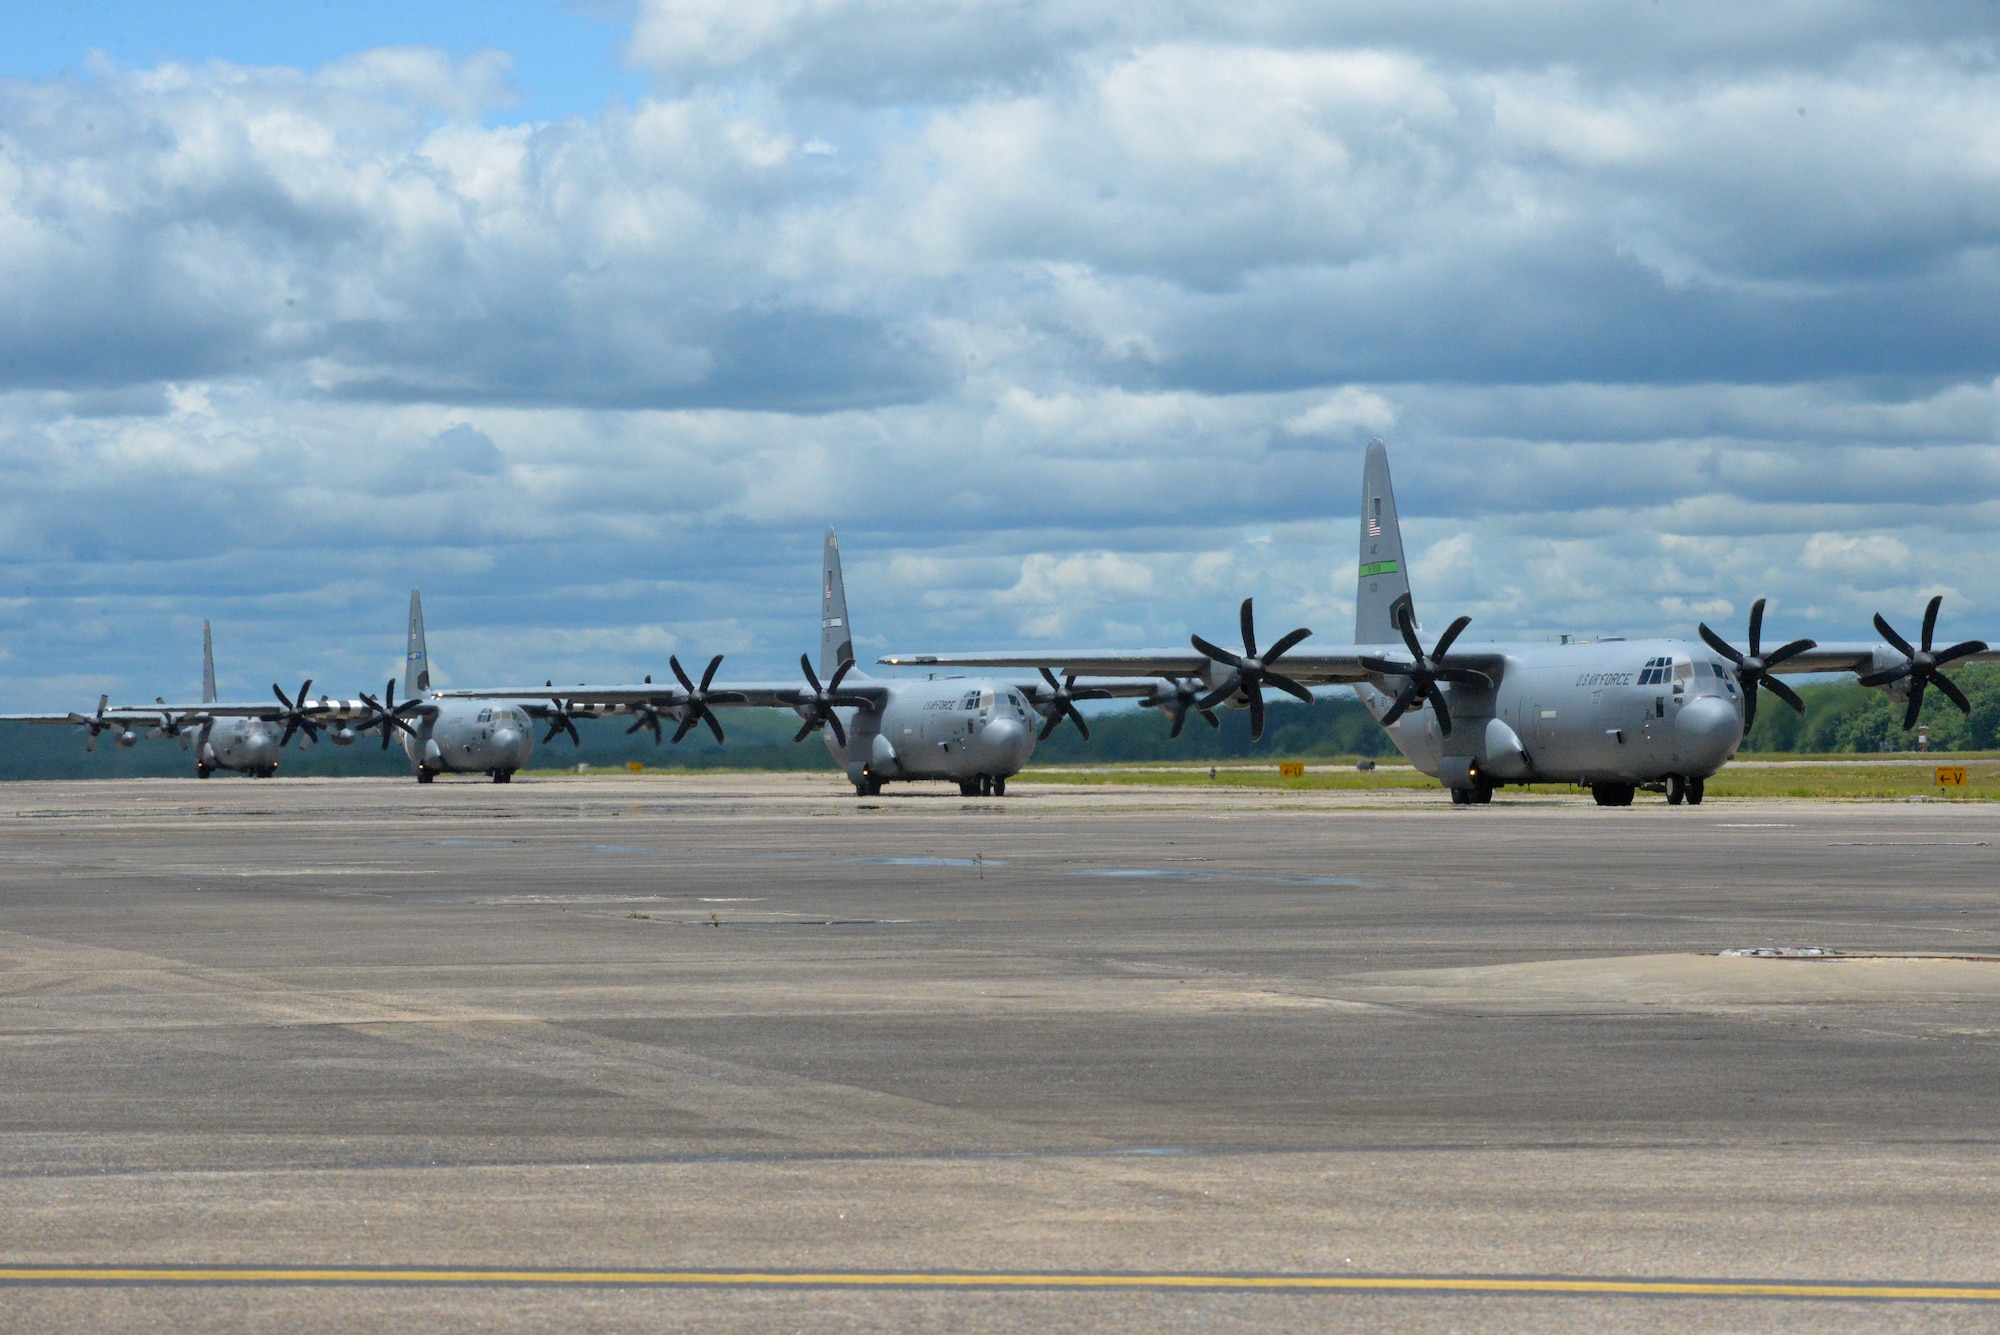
xmin=439 ymin=529 xmax=1165 ymax=795
xmin=881 ymin=441 xmax=1997 ymax=806
xmin=2 ymin=621 xmax=292 ymax=776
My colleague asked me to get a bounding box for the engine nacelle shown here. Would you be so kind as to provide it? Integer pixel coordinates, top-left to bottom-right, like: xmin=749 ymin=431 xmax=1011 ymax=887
xmin=114 ymin=729 xmax=140 ymax=748
xmin=328 ymin=726 xmax=358 ymax=747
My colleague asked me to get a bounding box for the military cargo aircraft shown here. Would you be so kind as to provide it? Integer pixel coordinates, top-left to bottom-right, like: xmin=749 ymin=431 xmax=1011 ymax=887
xmin=1 ymin=622 xmax=294 ymax=776
xmin=881 ymin=442 xmax=1997 ymax=806
xmin=73 ymin=594 xmax=554 ymax=782
xmin=442 ymin=529 xmax=1159 ymax=795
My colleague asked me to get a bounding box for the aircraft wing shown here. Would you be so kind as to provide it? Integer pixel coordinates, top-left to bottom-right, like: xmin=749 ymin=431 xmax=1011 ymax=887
xmin=880 ymin=646 xmax=1505 ymax=687
xmin=1768 ymin=642 xmax=2000 ymax=676
xmin=437 ymin=681 xmax=896 ymax=711
xmin=880 ymin=649 xmax=1213 ymax=677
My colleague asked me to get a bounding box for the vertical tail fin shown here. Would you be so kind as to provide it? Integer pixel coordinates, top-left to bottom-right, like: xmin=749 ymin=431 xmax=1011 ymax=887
xmin=403 ymin=589 xmax=431 ymax=696
xmin=821 ymin=527 xmax=857 ymax=677
xmin=201 ymin=621 xmax=217 ymax=704
xmin=1355 ymin=440 xmax=1415 ymax=645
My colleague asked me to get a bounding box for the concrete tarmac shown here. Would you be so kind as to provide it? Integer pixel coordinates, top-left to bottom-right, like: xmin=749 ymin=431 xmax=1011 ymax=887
xmin=2 ymin=773 xmax=1997 ymax=1332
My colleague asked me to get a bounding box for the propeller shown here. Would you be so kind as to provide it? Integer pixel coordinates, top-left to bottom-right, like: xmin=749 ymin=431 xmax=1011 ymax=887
xmin=1856 ymin=594 xmax=1988 ymax=731
xmin=1190 ymin=598 xmax=1314 ymax=741
xmin=1148 ymin=677 xmax=1221 ymax=739
xmin=1359 ymin=604 xmax=1492 ymax=738
xmin=271 ymin=679 xmax=323 ymax=747
xmin=624 ymin=675 xmax=667 ymax=744
xmin=1034 ymin=668 xmax=1111 ymax=741
xmin=539 ymin=681 xmax=595 ymax=746
xmin=148 ymin=697 xmax=191 ymax=750
xmin=668 ymin=654 xmax=743 ymax=744
xmin=68 ymin=695 xmax=115 ymax=751
xmin=355 ymin=679 xmax=425 ymax=750
xmin=792 ymin=655 xmax=870 ymax=746
xmin=1697 ymin=598 xmax=1816 ymax=734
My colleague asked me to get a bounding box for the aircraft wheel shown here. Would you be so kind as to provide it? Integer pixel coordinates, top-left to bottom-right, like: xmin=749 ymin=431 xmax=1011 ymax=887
xmin=1687 ymin=777 xmax=1705 ymax=806
xmin=195 ymin=765 xmax=213 ymax=779
xmin=855 ymin=777 xmax=882 ymax=798
xmin=1450 ymin=787 xmax=1470 ymax=805
xmin=1666 ymin=775 xmax=1686 ymax=806
xmin=1471 ymin=783 xmax=1493 ymax=805
xmin=959 ymin=779 xmax=979 ymax=797
xmin=993 ymin=776 xmax=1006 ymax=797
xmin=1592 ymin=783 xmax=1636 ymax=807
xmin=492 ymin=770 xmax=510 ymax=784
xmin=417 ymin=770 xmax=436 ymax=785
xmin=977 ymin=774 xmax=994 ymax=797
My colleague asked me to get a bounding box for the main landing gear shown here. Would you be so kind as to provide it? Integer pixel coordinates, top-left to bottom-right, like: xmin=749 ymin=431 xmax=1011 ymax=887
xmin=1594 ymin=777 xmax=1704 ymax=807
xmin=417 ymin=769 xmax=436 ymax=784
xmin=1449 ymin=784 xmax=1493 ymax=805
xmin=959 ymin=775 xmax=1007 ymax=797
xmin=854 ymin=776 xmax=882 ymax=798
xmin=491 ymin=769 xmax=514 ymax=784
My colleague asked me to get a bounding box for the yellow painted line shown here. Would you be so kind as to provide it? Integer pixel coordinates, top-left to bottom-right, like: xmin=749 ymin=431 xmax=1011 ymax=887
xmin=0 ymin=1268 xmax=1995 ymax=1300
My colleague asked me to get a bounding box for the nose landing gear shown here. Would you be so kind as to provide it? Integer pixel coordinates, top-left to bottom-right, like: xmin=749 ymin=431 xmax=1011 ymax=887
xmin=958 ymin=775 xmax=1009 ymax=798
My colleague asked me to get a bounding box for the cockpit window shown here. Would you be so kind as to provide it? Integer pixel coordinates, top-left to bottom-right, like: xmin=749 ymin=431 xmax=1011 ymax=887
xmin=1638 ymin=656 xmax=1673 ymax=686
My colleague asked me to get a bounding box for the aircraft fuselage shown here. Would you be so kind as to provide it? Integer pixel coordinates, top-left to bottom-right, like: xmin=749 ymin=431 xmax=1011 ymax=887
xmin=819 ymin=677 xmax=1037 ymax=790
xmin=196 ymin=717 xmax=284 ymax=777
xmin=397 ymin=700 xmax=536 ymax=778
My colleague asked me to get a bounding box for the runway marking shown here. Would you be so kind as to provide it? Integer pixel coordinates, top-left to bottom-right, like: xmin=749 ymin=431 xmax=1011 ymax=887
xmin=1 ymin=1267 xmax=1997 ymax=1301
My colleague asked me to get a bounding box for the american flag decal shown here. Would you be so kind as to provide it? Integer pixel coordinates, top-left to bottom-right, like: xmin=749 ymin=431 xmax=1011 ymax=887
xmin=1367 ymin=498 xmax=1382 ymax=537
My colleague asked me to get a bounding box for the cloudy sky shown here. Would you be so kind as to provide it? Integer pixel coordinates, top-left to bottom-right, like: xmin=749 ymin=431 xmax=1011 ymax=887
xmin=3 ymin=1 xmax=1998 ymax=707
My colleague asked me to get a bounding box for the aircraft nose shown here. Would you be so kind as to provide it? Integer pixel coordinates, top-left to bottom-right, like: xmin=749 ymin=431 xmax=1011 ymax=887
xmin=1676 ymin=694 xmax=1741 ymax=765
xmin=979 ymin=717 xmax=1031 ymax=769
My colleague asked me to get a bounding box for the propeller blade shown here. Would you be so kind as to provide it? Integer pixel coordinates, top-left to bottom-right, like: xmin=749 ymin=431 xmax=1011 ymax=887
xmin=1039 ymin=667 xmax=1060 ymax=691
xmin=1762 ymin=638 xmax=1816 ymax=668
xmin=1247 ymin=688 xmax=1265 ymax=740
xmin=1379 ymin=683 xmax=1421 ymax=727
xmin=1933 ymin=672 xmax=1972 ymax=717
xmin=1200 ymin=708 xmax=1219 ymax=728
xmin=1747 ymin=597 xmax=1766 ymax=656
xmin=1190 ymin=634 xmax=1242 ymax=669
xmin=1038 ymin=712 xmax=1060 ymax=741
xmin=1741 ymin=685 xmax=1760 ymax=735
xmin=1168 ymin=709 xmax=1186 ymax=739
xmin=1424 ymin=680 xmax=1454 ymax=737
xmin=1065 ymin=703 xmax=1089 ymax=740
xmin=1395 ymin=603 xmax=1425 ymax=660
xmin=828 ymin=659 xmax=855 ymax=691
xmin=1762 ymin=675 xmax=1807 ymax=716
xmin=1697 ymin=624 xmax=1744 ymax=664
xmin=1935 ymin=639 xmax=1988 ymax=668
xmin=698 ymin=655 xmax=723 ymax=693
xmin=793 ymin=717 xmax=818 ymax=744
xmin=671 ymin=712 xmax=697 ymax=744
xmin=1266 ymin=671 xmax=1314 ymax=705
xmin=826 ymin=713 xmax=847 ymax=748
xmin=670 ymin=656 xmax=696 ymax=694
xmin=1873 ymin=613 xmax=1914 ymax=659
xmin=799 ymin=654 xmax=823 ymax=694
xmin=1239 ymin=598 xmax=1258 ymax=659
xmin=702 ymin=708 xmax=725 ymax=744
xmin=1902 ymin=679 xmax=1927 ymax=732
xmin=1196 ymin=677 xmax=1240 ymax=712
xmin=1430 ymin=615 xmax=1473 ymax=660
xmin=1921 ymin=594 xmax=1942 ymax=652
xmin=1359 ymin=656 xmax=1412 ymax=677
xmin=1855 ymin=664 xmax=1911 ymax=688
xmin=1265 ymin=626 xmax=1312 ymax=663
